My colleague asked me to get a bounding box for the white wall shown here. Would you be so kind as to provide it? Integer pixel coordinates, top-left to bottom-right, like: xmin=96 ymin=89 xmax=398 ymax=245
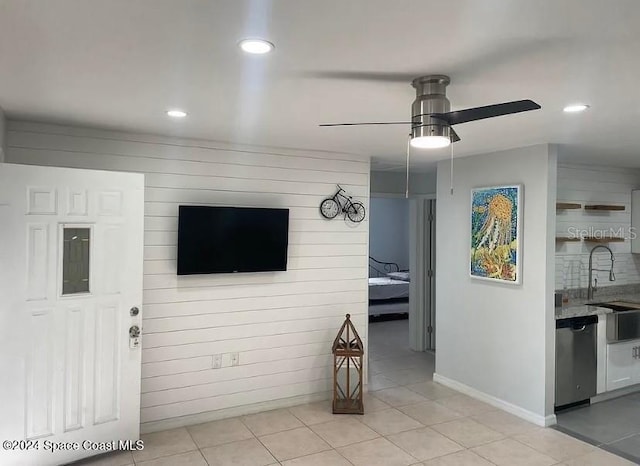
xmin=434 ymin=144 xmax=557 ymax=425
xmin=556 ymin=163 xmax=640 ymax=291
xmin=370 ymin=170 xmax=436 ymax=196
xmin=0 ymin=106 xmax=6 ymax=163
xmin=6 ymin=120 xmax=370 ymax=433
xmin=369 ymin=197 xmax=409 ymax=271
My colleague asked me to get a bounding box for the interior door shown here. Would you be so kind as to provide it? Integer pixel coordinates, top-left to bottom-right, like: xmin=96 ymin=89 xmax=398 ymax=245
xmin=409 ymin=198 xmax=436 ymax=351
xmin=427 ymin=200 xmax=436 ymax=350
xmin=0 ymin=163 xmax=144 ymax=466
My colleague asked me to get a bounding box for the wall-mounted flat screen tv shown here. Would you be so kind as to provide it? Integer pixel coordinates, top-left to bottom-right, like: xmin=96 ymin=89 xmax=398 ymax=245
xmin=177 ymin=206 xmax=289 ymax=275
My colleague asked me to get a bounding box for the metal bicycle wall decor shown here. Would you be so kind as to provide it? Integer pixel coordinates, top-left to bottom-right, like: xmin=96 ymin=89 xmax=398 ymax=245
xmin=320 ymin=184 xmax=366 ymax=223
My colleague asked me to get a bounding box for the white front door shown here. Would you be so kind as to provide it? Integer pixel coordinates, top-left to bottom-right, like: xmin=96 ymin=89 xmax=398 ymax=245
xmin=0 ymin=163 xmax=144 ymax=466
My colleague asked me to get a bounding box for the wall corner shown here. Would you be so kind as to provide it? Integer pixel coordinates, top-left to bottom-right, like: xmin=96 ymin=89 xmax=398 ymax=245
xmin=544 ymin=144 xmax=559 ymax=418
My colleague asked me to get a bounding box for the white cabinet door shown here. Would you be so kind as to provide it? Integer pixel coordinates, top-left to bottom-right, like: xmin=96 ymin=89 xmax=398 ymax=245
xmin=606 ymin=340 xmax=640 ymax=391
xmin=0 ymin=163 xmax=144 ymax=466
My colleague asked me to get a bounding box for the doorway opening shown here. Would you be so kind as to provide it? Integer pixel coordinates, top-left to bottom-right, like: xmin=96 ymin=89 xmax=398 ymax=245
xmin=367 ymin=196 xmax=436 ymax=391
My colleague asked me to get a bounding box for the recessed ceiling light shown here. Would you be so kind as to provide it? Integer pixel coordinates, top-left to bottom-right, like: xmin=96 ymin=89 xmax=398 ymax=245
xmin=238 ymin=38 xmax=274 ymax=54
xmin=563 ymin=104 xmax=589 ymax=113
xmin=166 ymin=109 xmax=187 ymax=118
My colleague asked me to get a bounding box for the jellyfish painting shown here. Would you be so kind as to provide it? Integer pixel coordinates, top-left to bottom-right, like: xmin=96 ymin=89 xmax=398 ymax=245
xmin=470 ymin=185 xmax=521 ymax=283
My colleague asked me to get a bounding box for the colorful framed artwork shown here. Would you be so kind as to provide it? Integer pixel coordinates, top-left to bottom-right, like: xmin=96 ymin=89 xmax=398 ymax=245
xmin=470 ymin=184 xmax=522 ymax=284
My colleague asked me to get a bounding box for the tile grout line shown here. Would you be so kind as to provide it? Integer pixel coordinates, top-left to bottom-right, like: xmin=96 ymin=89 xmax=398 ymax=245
xmin=181 ymin=427 xmax=210 ymax=466
xmin=138 ymin=398 xmax=590 ymax=464
xmin=605 ymin=430 xmax=640 ymax=445
xmin=99 ymin=321 xmax=635 ymax=466
xmin=237 ymin=415 xmax=280 ymax=464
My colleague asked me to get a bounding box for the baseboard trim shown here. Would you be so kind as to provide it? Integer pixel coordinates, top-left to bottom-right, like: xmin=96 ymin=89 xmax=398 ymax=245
xmin=592 ymin=384 xmax=640 ymax=404
xmin=140 ymin=391 xmax=332 ymax=434
xmin=433 ymin=373 xmax=556 ymax=427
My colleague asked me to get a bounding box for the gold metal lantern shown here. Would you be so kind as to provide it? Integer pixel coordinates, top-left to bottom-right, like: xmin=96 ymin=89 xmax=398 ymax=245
xmin=332 ymin=314 xmax=364 ymax=414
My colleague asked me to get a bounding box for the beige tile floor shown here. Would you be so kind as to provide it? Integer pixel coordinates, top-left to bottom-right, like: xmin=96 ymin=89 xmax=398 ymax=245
xmin=76 ymin=320 xmax=635 ymax=466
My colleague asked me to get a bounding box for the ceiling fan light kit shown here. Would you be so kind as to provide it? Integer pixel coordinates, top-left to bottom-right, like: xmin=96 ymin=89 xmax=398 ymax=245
xmin=409 ymin=135 xmax=451 ymax=149
xmin=410 ymin=75 xmax=452 ymax=148
xmin=319 ymin=74 xmax=541 ymax=196
xmin=319 ymin=74 xmax=540 ymax=149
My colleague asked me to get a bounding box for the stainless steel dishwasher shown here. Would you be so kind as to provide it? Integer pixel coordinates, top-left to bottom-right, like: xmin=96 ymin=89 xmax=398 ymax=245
xmin=555 ymin=315 xmax=598 ymax=409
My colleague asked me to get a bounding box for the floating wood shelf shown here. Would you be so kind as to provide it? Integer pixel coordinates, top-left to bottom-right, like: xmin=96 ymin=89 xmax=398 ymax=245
xmin=583 ymin=236 xmax=625 ymax=243
xmin=556 ymin=237 xmax=581 ymax=243
xmin=556 ymin=202 xmax=582 ymax=210
xmin=584 ymin=205 xmax=625 ymax=211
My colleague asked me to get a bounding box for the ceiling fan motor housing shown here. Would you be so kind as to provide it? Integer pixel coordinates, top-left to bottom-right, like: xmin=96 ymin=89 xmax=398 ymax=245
xmin=411 ymin=75 xmax=451 ymax=141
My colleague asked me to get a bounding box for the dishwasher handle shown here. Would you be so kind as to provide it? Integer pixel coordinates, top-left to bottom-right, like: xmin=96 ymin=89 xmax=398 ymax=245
xmin=571 ymin=324 xmax=587 ymax=332
xmin=556 ymin=314 xmax=598 ymax=329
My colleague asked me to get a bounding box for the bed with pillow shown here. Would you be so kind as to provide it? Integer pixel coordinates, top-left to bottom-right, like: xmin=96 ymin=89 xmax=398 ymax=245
xmin=368 ymin=257 xmax=410 ymax=317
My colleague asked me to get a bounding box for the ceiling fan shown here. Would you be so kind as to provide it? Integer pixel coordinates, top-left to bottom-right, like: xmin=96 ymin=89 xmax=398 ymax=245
xmin=318 ymin=74 xmax=541 ymax=196
xmin=319 ymin=74 xmax=541 ymax=149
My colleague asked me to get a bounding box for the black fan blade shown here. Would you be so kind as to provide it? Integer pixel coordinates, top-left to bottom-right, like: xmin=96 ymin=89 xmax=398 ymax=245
xmin=300 ymin=71 xmax=416 ymax=83
xmin=319 ymin=121 xmax=414 ymax=127
xmin=450 ymin=128 xmax=461 ymax=143
xmin=433 ymin=100 xmax=541 ymax=126
xmin=300 ymin=40 xmax=575 ymax=84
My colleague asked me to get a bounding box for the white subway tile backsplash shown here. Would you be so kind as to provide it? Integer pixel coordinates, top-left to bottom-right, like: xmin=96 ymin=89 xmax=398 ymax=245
xmin=556 ymin=164 xmax=640 ymax=290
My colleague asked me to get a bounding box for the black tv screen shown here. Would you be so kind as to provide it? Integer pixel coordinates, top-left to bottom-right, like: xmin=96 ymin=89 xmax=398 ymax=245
xmin=177 ymin=206 xmax=289 ymax=275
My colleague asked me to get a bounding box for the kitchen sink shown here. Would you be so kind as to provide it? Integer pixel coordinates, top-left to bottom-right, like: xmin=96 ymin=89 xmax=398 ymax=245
xmin=590 ymin=301 xmax=640 ymax=312
xmin=585 ymin=301 xmax=640 ymax=342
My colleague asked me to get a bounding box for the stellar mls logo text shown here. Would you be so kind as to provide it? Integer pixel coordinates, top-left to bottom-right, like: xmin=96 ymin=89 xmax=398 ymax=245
xmin=566 ymin=227 xmax=638 ymax=240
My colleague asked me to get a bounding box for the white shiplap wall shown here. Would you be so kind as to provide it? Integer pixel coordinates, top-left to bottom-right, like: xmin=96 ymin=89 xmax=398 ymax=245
xmin=6 ymin=121 xmax=370 ymax=433
xmin=556 ymin=163 xmax=640 ymax=290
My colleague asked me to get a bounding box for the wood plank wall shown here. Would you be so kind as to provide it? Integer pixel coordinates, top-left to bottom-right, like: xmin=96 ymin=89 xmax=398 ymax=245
xmin=6 ymin=121 xmax=370 ymax=433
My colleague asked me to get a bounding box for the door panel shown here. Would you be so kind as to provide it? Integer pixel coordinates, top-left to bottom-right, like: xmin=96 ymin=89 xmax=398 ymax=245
xmin=64 ymin=306 xmax=85 ymax=432
xmin=27 ymin=186 xmax=57 ymax=215
xmin=101 ymin=225 xmax=123 ymax=295
xmin=0 ymin=163 xmax=144 ymax=465
xmin=27 ymin=224 xmax=50 ymax=300
xmin=67 ymin=188 xmax=88 ymax=216
xmin=408 ymin=198 xmax=436 ymax=351
xmin=606 ymin=341 xmax=637 ymax=391
xmin=94 ymin=303 xmax=121 ymax=424
xmin=26 ymin=309 xmax=55 ymax=439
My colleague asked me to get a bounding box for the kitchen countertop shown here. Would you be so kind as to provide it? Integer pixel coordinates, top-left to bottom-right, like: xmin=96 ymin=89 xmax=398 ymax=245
xmin=555 ymin=293 xmax=640 ymax=320
xmin=555 ymin=304 xmax=612 ymax=320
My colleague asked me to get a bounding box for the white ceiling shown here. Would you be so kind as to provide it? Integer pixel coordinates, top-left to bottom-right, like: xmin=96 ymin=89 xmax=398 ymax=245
xmin=1 ymin=0 xmax=640 ymax=171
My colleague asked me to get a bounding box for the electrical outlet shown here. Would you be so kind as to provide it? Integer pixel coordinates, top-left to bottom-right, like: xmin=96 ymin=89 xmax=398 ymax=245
xmin=212 ymin=354 xmax=222 ymax=369
xmin=230 ymin=352 xmax=240 ymax=366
